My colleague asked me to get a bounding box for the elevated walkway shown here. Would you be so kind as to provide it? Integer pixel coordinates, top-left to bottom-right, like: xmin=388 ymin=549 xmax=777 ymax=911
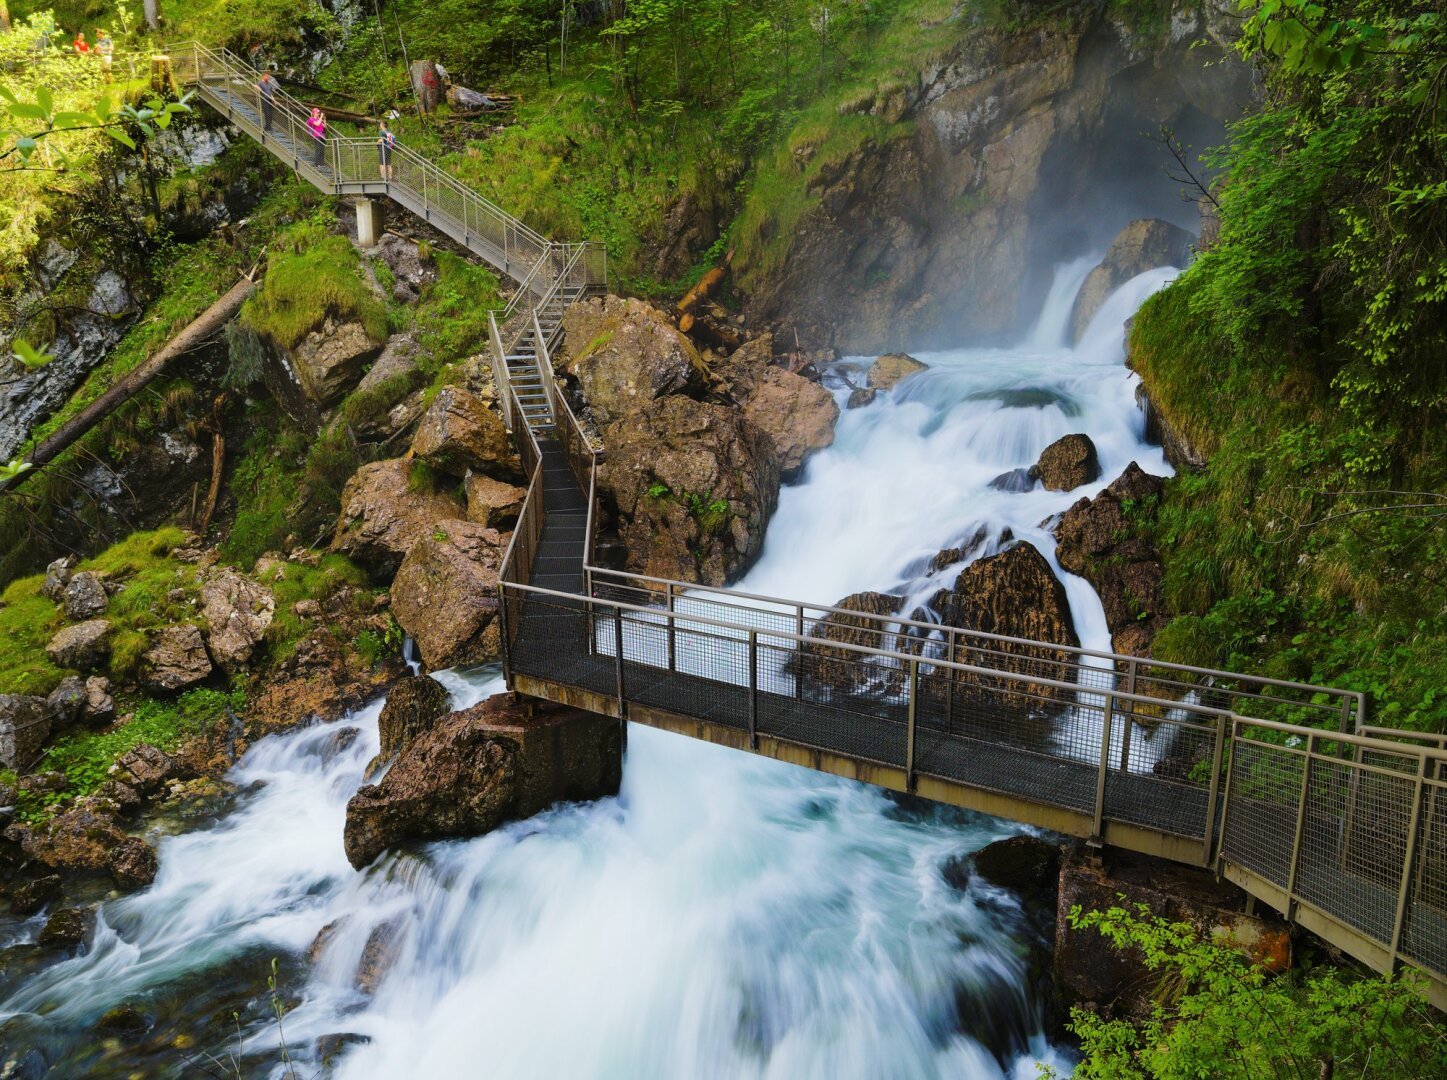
xmin=497 ymin=383 xmax=1447 ymax=1010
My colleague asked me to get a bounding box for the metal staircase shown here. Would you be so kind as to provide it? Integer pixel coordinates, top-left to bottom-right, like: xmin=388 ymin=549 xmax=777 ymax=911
xmin=169 ymin=40 xmax=605 ymax=422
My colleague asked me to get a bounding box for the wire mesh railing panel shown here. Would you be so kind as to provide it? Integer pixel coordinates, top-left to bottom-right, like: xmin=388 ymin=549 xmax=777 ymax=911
xmin=753 ymin=637 xmax=909 ymax=768
xmin=1297 ymin=752 xmax=1416 ymax=943
xmin=1221 ymin=737 xmax=1303 ymax=886
xmin=1401 ymin=773 xmax=1447 ymax=978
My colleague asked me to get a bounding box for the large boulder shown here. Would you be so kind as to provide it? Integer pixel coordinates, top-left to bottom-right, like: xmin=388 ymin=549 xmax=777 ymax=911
xmin=1031 ymin=433 xmax=1101 ymax=492
xmin=45 ymin=676 xmax=88 ymax=730
xmin=39 ymin=907 xmax=94 ymax=949
xmin=866 ymin=353 xmax=928 ymax=391
xmin=84 ymin=676 xmax=115 ymax=725
xmin=390 ymin=520 xmax=507 ymax=670
xmin=201 ymin=568 xmax=275 ymax=672
xmin=930 ymin=542 xmax=1079 ymax=708
xmin=376 ymin=676 xmax=452 ymax=763
xmin=107 ymin=837 xmax=159 ymax=890
xmin=343 ymin=694 xmax=623 ymax=869
xmin=971 ymin=835 xmax=1061 ymax=893
xmin=739 ymin=366 xmax=840 ymax=481
xmin=141 ymin=625 xmax=213 ymax=692
xmin=41 ymin=556 xmax=76 ymax=601
xmin=1070 ymin=219 xmax=1195 ymax=342
xmin=409 ymin=387 xmax=518 ymax=479
xmin=1056 ymin=844 xmax=1290 ymax=1018
xmin=464 ymin=473 xmax=527 ymax=530
xmin=0 ymin=694 xmax=51 ymax=769
xmin=790 ymin=592 xmax=906 ymax=695
xmin=113 ymin=743 xmax=184 ymax=796
xmin=288 ymin=317 xmax=384 ymax=405
xmin=598 ymin=396 xmax=781 ymax=586
xmin=332 ymin=458 xmax=465 ymax=577
xmin=45 ymin=619 xmax=112 ymax=670
xmin=1054 ymin=462 xmax=1167 ymax=656
xmin=61 ymin=571 xmax=109 ymax=620
xmin=559 ymin=295 xmax=710 ymax=424
xmin=5 ymin=806 xmax=127 ymax=874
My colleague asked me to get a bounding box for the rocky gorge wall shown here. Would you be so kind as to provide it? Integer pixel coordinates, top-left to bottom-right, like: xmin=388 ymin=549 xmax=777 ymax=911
xmin=743 ymin=1 xmax=1256 ymax=353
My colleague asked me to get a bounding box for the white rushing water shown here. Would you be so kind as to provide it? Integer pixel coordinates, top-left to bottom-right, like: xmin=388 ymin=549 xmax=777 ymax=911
xmin=0 ymin=264 xmax=1174 ymax=1079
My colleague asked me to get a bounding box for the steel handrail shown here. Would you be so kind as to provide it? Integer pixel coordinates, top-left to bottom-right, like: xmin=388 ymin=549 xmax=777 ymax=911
xmin=504 ymin=578 xmax=1242 ymax=722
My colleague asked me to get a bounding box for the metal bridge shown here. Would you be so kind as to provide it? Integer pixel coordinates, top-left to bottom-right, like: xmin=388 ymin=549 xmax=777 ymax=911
xmin=491 ymin=339 xmax=1447 ymax=1010
xmin=176 ymin=45 xmax=1447 ymax=1008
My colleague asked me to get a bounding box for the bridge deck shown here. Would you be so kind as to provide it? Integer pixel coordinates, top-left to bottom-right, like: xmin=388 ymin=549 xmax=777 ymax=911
xmin=504 ymin=440 xmax=1447 ymax=1011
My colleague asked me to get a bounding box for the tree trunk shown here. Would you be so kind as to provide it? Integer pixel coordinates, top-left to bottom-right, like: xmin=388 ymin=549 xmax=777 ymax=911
xmin=1 ymin=1 xmax=12 ymax=33
xmin=0 ymin=275 xmax=257 ymax=496
xmin=143 ymin=0 xmax=160 ymax=31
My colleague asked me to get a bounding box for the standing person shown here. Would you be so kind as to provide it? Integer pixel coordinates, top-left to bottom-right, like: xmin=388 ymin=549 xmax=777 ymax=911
xmin=377 ymin=119 xmax=395 ymax=182
xmin=258 ymin=71 xmax=276 ymax=131
xmin=94 ymin=30 xmax=114 ymax=83
xmin=305 ymin=107 xmax=327 ymax=167
xmin=72 ymin=31 xmax=89 ymax=56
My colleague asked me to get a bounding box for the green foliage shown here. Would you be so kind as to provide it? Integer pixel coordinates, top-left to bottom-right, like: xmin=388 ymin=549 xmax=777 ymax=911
xmin=1130 ymin=0 xmax=1447 ymax=732
xmin=0 ymin=526 xmax=197 ymax=694
xmin=240 ymin=217 xmax=387 ymax=349
xmin=266 ymin=554 xmax=371 ymax=662
xmin=0 ymin=574 xmax=67 ymax=695
xmin=221 ymin=404 xmax=366 ymax=566
xmin=352 ymin=615 xmax=403 ymax=668
xmin=412 ymin=251 xmax=504 ymax=368
xmin=23 ymin=686 xmax=242 ymax=818
xmin=1056 ymin=904 xmax=1447 ymax=1079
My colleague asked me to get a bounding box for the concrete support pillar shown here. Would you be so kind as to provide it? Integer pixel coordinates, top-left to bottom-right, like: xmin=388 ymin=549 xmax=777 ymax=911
xmin=355 ymin=197 xmax=385 ymax=248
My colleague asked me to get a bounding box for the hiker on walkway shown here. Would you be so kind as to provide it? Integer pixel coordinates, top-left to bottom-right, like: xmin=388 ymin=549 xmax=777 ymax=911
xmin=377 ymin=119 xmax=396 ymax=182
xmin=258 ymin=72 xmax=276 ymax=131
xmin=306 ymin=107 xmax=327 ymax=166
xmin=94 ymin=30 xmax=114 ymax=83
xmin=73 ymin=31 xmax=89 ymax=56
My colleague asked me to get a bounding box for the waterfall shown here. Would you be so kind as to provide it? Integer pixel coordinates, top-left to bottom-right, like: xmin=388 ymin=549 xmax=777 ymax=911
xmin=0 ymin=264 xmax=1177 ymax=1080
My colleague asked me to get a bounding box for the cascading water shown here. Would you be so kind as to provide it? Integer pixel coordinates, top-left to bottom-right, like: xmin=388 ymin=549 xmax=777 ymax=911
xmin=0 ymin=264 xmax=1174 ymax=1079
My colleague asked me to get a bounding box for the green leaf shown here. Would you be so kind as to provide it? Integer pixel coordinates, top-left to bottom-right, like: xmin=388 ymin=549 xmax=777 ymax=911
xmin=106 ymin=128 xmax=137 ymax=150
xmin=15 ymin=137 xmax=37 ymax=160
xmin=12 ymin=340 xmax=52 ymax=369
xmin=34 ymin=87 xmax=53 ymax=117
xmin=7 ymin=102 xmax=49 ymax=122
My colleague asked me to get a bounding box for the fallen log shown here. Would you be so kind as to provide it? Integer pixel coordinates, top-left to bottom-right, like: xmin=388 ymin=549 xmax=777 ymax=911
xmin=0 ymin=274 xmax=258 ymax=497
xmin=677 ymin=250 xmax=732 ymax=323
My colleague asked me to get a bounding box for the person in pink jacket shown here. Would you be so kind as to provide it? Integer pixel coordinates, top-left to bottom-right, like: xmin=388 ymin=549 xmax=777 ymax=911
xmin=306 ymin=108 xmax=327 ymax=166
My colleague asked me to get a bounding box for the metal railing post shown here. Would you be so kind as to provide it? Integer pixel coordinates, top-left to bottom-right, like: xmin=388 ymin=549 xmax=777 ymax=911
xmin=1202 ymin=713 xmax=1229 ymax=863
xmin=1092 ymin=692 xmax=1115 ymax=836
xmin=1284 ymin=734 xmax=1316 ymax=921
xmin=497 ymin=583 xmax=512 ymax=688
xmin=1388 ymin=754 xmax=1429 ymax=963
xmin=906 ymin=659 xmax=919 ymax=792
xmin=1119 ymin=657 xmax=1138 ymax=771
xmin=944 ymin=628 xmax=956 ymax=735
xmin=1212 ymin=718 xmax=1242 ymax=873
xmin=613 ymin=608 xmax=626 ymax=712
xmin=748 ymin=630 xmax=759 ymax=750
xmin=666 ymin=583 xmax=677 ymax=672
xmin=794 ymin=605 xmax=805 ymax=701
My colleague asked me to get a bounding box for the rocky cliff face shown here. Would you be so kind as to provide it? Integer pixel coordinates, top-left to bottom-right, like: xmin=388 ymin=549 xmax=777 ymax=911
xmin=743 ymin=3 xmax=1253 ymax=353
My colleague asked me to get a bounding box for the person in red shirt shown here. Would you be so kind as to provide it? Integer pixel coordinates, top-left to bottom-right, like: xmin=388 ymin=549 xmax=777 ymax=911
xmin=73 ymin=32 xmax=90 ymax=55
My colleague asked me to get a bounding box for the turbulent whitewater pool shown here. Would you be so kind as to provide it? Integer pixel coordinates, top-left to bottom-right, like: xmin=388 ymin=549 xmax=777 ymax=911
xmin=0 ymin=261 xmax=1173 ymax=1079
